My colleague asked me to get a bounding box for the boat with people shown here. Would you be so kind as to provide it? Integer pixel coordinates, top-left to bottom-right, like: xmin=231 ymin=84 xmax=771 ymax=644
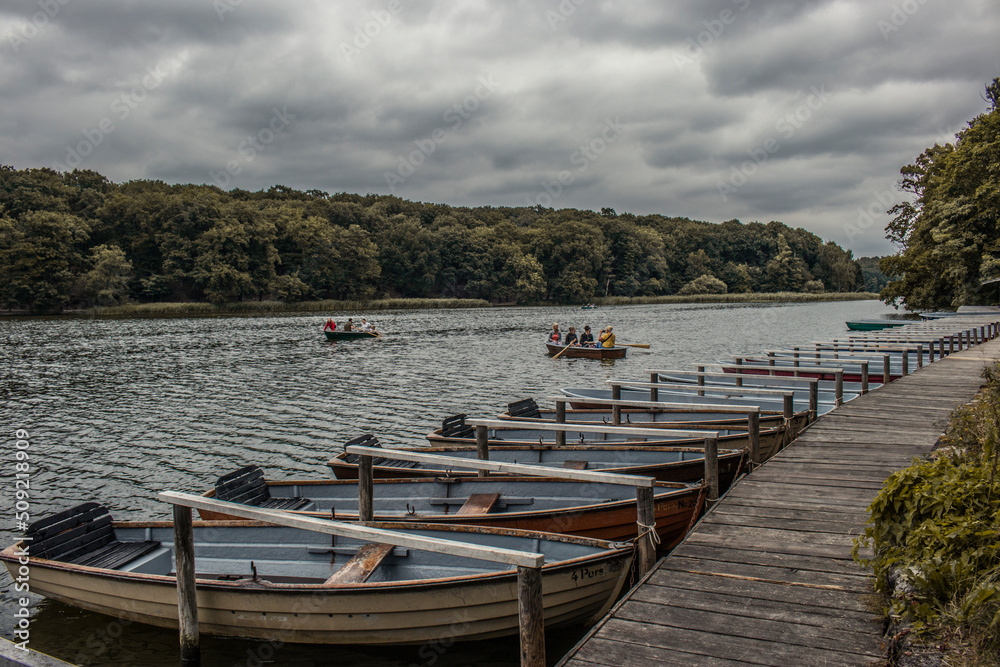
xmin=327 ymin=435 xmax=749 ymax=488
xmin=546 ymin=342 xmax=626 ymax=359
xmin=198 ymin=465 xmax=708 ymax=551
xmin=324 ymin=330 xmax=381 ymax=341
xmin=3 ymin=502 xmax=633 ymax=645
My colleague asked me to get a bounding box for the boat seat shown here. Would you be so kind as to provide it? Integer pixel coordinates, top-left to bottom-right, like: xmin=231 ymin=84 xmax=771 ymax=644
xmin=563 ymin=460 xmax=588 ymax=470
xmin=26 ymin=503 xmax=161 ymax=571
xmin=215 ymin=466 xmax=310 ymax=511
xmin=455 ymin=493 xmax=500 ymax=515
xmin=323 ymin=543 xmax=394 ymax=585
xmin=341 ymin=435 xmax=421 ymax=469
xmin=507 ymin=398 xmax=541 ymax=419
xmin=440 ymin=414 xmax=475 ymax=439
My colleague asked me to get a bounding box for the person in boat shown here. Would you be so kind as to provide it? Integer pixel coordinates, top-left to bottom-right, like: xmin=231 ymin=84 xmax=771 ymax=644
xmin=360 ymin=318 xmax=372 ymax=332
xmin=579 ymin=325 xmax=595 ymax=347
xmin=549 ymin=323 xmax=561 ymax=343
xmin=323 ymin=318 xmax=337 ymax=332
xmin=564 ymin=327 xmax=579 ymax=346
xmin=598 ymin=326 xmax=615 ymax=348
xmin=344 ymin=318 xmax=354 ymax=331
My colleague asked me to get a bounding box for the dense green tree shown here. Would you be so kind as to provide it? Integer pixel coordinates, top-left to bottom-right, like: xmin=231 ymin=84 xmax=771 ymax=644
xmin=79 ymin=244 xmax=133 ymax=306
xmin=678 ymin=274 xmax=727 ymax=295
xmin=762 ymin=234 xmax=812 ymax=292
xmin=881 ymin=78 xmax=1000 ymax=309
xmin=0 ymin=210 xmax=90 ymax=312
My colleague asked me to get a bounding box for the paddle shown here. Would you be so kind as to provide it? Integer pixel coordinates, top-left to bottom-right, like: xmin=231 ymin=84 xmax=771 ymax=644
xmin=366 ymin=330 xmax=381 ymax=338
xmin=551 ymin=343 xmax=573 ymax=359
xmin=618 ymin=343 xmax=651 ymax=349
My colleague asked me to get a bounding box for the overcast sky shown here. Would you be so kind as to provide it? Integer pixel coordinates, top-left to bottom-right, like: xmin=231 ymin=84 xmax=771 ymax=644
xmin=1 ymin=0 xmax=997 ymax=256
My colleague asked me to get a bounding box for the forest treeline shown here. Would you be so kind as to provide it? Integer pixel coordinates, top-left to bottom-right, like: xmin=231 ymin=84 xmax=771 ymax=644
xmin=0 ymin=166 xmax=869 ymax=313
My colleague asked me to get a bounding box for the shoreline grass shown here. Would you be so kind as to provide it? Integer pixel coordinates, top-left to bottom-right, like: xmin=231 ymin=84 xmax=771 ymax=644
xmin=3 ymin=292 xmax=885 ymax=319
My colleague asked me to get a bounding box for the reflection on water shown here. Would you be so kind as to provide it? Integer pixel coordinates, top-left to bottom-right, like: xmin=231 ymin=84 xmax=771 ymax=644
xmin=0 ymin=300 xmax=897 ymax=665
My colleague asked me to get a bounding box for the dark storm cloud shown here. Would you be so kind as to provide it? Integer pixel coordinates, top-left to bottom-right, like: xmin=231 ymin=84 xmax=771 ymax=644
xmin=1 ymin=0 xmax=998 ymax=255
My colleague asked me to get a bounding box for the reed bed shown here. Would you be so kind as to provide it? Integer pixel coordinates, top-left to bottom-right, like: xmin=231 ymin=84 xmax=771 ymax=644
xmin=592 ymin=292 xmax=881 ymax=306
xmin=87 ymin=298 xmax=490 ymax=317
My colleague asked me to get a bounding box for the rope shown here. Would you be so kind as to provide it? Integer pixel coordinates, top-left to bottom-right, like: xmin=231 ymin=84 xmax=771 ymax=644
xmin=636 ymin=521 xmax=661 ymax=546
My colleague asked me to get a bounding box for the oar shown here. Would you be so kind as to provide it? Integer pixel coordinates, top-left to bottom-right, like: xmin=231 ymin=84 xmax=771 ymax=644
xmin=552 ymin=343 xmax=573 ymax=359
xmin=367 ymin=330 xmax=381 ymax=338
xmin=619 ymin=343 xmax=651 ymax=349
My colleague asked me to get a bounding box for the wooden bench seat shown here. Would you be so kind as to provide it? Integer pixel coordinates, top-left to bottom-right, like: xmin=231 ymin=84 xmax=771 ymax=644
xmin=26 ymin=503 xmax=160 ymax=571
xmin=323 ymin=543 xmax=394 ymax=585
xmin=215 ymin=466 xmax=310 ymax=511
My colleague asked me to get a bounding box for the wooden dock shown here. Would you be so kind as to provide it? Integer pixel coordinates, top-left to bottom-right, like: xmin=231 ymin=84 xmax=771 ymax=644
xmin=558 ymin=339 xmax=1000 ymax=666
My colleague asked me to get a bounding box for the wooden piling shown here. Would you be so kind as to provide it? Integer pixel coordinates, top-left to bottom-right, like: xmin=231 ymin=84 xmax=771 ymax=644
xmin=555 ymin=401 xmax=566 ymax=447
xmin=172 ymin=505 xmax=200 ymax=667
xmin=808 ymin=382 xmax=818 ymax=422
xmin=476 ymin=425 xmax=490 ymax=477
xmin=358 ymin=456 xmax=374 ymax=522
xmin=518 ymin=565 xmax=546 ymax=667
xmin=648 ymin=372 xmax=659 ymax=402
xmin=704 ymin=437 xmax=719 ymax=500
xmin=635 ymin=486 xmax=657 ymax=575
xmin=883 ymin=355 xmax=891 ymax=383
xmin=696 ymin=366 xmax=705 ymax=397
xmin=612 ymin=385 xmax=622 ymax=425
xmin=748 ymin=411 xmax=761 ymax=466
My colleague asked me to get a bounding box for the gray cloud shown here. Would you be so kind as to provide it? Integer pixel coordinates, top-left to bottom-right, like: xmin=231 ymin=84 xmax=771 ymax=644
xmin=1 ymin=0 xmax=997 ymax=256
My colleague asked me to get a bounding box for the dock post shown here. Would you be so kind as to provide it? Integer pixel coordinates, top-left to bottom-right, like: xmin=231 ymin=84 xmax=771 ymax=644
xmin=358 ymin=455 xmax=374 ymax=521
xmin=555 ymin=401 xmax=566 ymax=447
xmin=172 ymin=505 xmax=200 ymax=667
xmin=705 ymin=437 xmax=719 ymax=499
xmin=792 ymin=347 xmax=800 ymax=368
xmin=767 ymin=352 xmax=776 ymax=371
xmin=782 ymin=395 xmax=794 ymax=449
xmin=808 ymin=383 xmax=818 ymax=422
xmin=916 ymin=344 xmax=923 ymax=368
xmin=635 ymin=486 xmax=657 ymax=574
xmin=612 ymin=385 xmax=622 ymax=425
xmin=476 ymin=425 xmax=490 ymax=477
xmin=949 ymin=336 xmax=955 ymax=354
xmin=835 ymin=369 xmax=846 ymax=402
xmin=883 ymin=355 xmax=891 ymax=383
xmin=929 ymin=339 xmax=935 ymax=362
xmin=517 ymin=566 xmax=546 ymax=667
xmin=734 ymin=358 xmax=743 ymax=386
xmin=901 ymin=351 xmax=908 ymax=376
xmin=748 ymin=411 xmax=761 ymax=466
xmin=649 ymin=372 xmax=658 ymax=402
xmin=697 ymin=366 xmax=705 ymax=396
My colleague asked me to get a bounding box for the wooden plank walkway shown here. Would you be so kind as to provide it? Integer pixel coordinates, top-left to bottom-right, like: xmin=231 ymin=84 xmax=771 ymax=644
xmin=558 ymin=339 xmax=1000 ymax=667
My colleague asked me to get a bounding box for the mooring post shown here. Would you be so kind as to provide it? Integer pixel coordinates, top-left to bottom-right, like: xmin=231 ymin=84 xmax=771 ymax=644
xmin=635 ymin=486 xmax=657 ymax=574
xmin=518 ymin=566 xmax=546 ymax=667
xmin=476 ymin=425 xmax=490 ymax=477
xmin=697 ymin=365 xmax=705 ymax=396
xmin=949 ymin=336 xmax=955 ymax=354
xmin=748 ymin=411 xmax=761 ymax=466
xmin=792 ymin=347 xmax=800 ymax=367
xmin=358 ymin=455 xmax=374 ymax=521
xmin=649 ymin=372 xmax=659 ymax=402
xmin=172 ymin=505 xmax=200 ymax=667
xmin=916 ymin=343 xmax=923 ymax=368
xmin=555 ymin=401 xmax=566 ymax=447
xmin=734 ymin=358 xmax=743 ymax=386
xmin=901 ymin=351 xmax=908 ymax=376
xmin=808 ymin=382 xmax=818 ymax=422
xmin=883 ymin=355 xmax=891 ymax=383
xmin=612 ymin=385 xmax=622 ymax=425
xmin=705 ymin=437 xmax=719 ymax=500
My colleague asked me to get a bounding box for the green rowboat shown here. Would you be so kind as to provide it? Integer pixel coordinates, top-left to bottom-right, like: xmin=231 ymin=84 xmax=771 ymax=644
xmin=324 ymin=330 xmax=380 ymax=341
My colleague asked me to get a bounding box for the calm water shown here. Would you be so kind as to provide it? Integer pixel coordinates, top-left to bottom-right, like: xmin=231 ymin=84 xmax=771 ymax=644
xmin=0 ymin=300 xmax=900 ymax=666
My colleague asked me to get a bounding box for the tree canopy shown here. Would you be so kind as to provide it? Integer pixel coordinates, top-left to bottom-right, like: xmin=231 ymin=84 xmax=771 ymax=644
xmin=0 ymin=165 xmax=864 ymax=313
xmin=881 ymin=78 xmax=1000 ymax=310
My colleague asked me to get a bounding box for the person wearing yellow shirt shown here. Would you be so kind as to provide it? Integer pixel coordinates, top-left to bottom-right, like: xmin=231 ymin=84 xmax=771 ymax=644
xmin=598 ymin=326 xmax=615 ymax=348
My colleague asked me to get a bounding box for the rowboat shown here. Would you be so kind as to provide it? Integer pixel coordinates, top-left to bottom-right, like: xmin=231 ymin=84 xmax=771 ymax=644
xmin=3 ymin=502 xmax=632 ymax=645
xmin=845 ymin=320 xmax=910 ymax=331
xmin=327 ymin=439 xmax=749 ymax=488
xmin=199 ymin=466 xmax=707 ymax=551
xmin=546 ymin=343 xmax=626 ymax=359
xmin=324 ymin=330 xmax=380 ymax=341
xmin=426 ymin=416 xmax=781 ymax=453
xmin=725 ymin=359 xmax=904 ymax=383
xmin=653 ymin=372 xmax=874 ymax=395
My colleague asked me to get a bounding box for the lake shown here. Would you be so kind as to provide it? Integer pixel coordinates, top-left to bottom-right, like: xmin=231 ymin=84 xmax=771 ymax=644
xmin=0 ymin=299 xmax=901 ymax=665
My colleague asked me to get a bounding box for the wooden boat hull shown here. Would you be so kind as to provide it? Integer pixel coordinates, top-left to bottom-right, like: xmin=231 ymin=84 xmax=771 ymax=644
xmin=723 ymin=363 xmax=901 ymax=383
xmin=546 ymin=343 xmax=626 ymax=359
xmin=845 ymin=320 xmax=909 ymax=331
xmin=324 ymin=330 xmax=378 ymax=341
xmin=199 ymin=477 xmax=707 ymax=553
xmin=1 ymin=520 xmax=632 ymax=645
xmin=328 ymin=445 xmax=749 ymax=489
